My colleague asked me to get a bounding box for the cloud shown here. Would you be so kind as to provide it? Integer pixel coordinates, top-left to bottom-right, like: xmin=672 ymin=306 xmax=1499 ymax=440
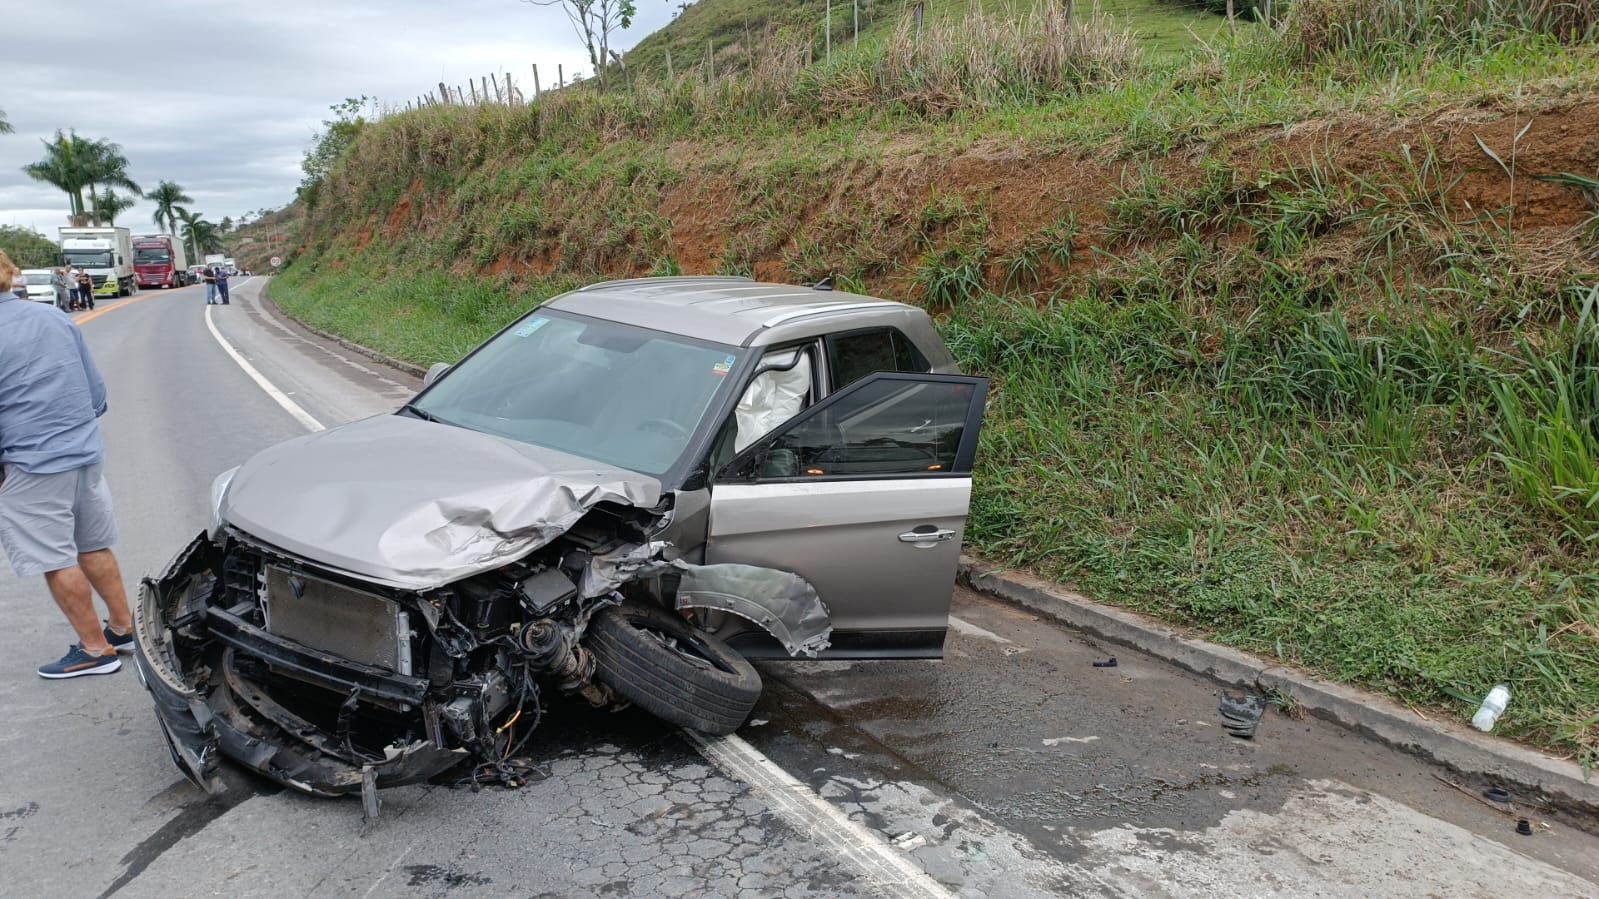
xmin=2 ymin=0 xmax=680 ymax=236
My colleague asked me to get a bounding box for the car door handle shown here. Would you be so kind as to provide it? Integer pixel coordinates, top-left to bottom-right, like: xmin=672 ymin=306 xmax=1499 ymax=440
xmin=899 ymin=528 xmax=956 ymax=543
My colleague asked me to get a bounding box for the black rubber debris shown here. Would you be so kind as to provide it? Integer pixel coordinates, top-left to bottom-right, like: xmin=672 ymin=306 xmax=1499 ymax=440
xmin=1218 ymin=691 xmax=1266 ymax=739
xmin=1516 ymin=818 xmax=1533 ymax=836
xmin=1092 ymin=656 xmax=1118 ymax=668
xmin=1482 ymin=787 xmax=1512 ymax=804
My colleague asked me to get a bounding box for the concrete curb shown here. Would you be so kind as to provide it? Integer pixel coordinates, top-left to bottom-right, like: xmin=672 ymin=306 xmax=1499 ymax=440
xmin=959 ymin=556 xmax=1599 ymax=823
xmin=257 ymin=282 xmax=429 ymax=380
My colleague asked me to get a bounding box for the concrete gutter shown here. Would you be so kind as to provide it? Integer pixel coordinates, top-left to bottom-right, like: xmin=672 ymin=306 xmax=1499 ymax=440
xmin=959 ymin=556 xmax=1599 ymax=824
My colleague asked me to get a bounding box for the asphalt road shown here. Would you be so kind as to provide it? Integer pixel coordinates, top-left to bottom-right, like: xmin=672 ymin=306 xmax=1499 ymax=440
xmin=0 ymin=279 xmax=1595 ymax=898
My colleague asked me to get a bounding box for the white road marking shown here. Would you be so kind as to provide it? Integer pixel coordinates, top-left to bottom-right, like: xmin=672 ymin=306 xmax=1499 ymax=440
xmin=947 ymin=615 xmax=1013 ymax=645
xmin=1043 ymin=735 xmax=1101 ymax=746
xmin=210 ymin=293 xmax=954 ymax=893
xmin=205 ymin=306 xmax=326 ymax=432
xmin=682 ymin=730 xmax=956 ymax=899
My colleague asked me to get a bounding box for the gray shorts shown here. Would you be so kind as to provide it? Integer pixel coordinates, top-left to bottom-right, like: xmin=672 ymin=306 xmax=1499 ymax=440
xmin=0 ymin=463 xmax=119 ymax=578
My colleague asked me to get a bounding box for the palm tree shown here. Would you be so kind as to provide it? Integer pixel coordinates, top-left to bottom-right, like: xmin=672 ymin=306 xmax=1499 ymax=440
xmin=149 ymin=181 xmax=193 ymax=235
xmin=0 ymin=109 xmax=13 ymax=134
xmin=79 ymin=139 xmax=141 ymax=226
xmin=23 ymin=130 xmax=92 ymax=225
xmin=177 ymin=208 xmax=204 ymax=261
xmin=181 ymin=215 xmax=224 ymax=256
xmin=95 ymin=189 xmax=137 ymax=226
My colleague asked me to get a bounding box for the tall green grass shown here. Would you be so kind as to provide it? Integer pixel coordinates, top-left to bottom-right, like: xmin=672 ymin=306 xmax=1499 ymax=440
xmin=1282 ymin=0 xmax=1599 ymax=62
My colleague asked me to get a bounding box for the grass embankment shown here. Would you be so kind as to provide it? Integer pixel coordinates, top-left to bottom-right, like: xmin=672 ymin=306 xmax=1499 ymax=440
xmin=275 ymin=3 xmax=1599 ymax=768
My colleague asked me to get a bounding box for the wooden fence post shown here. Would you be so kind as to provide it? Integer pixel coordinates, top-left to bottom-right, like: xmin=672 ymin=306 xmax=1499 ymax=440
xmin=913 ymin=2 xmax=924 ymax=41
xmin=558 ymin=64 xmax=564 ymax=88
xmin=438 ymin=81 xmax=449 ymax=104
xmin=825 ymin=0 xmax=831 ymax=62
xmin=491 ymin=73 xmax=502 ymax=102
xmin=532 ymin=64 xmax=541 ymax=97
xmin=706 ymin=40 xmax=714 ymax=82
xmin=665 ymin=47 xmax=673 ymax=80
xmin=1063 ymin=0 xmax=1074 ymax=25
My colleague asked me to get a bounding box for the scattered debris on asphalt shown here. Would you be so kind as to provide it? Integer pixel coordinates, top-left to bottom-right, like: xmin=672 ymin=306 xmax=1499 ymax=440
xmin=892 ymin=832 xmax=929 ymax=851
xmin=1091 ymin=656 xmax=1118 ymax=668
xmin=1218 ymin=691 xmax=1266 ymax=739
xmin=1432 ymin=774 xmax=1526 ymax=818
xmin=1517 ymin=818 xmax=1534 ymax=836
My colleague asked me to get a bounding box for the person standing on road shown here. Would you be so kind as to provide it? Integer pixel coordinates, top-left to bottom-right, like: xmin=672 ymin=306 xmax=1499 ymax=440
xmin=214 ymin=266 xmax=230 ymax=305
xmin=202 ymin=265 xmax=217 ymax=305
xmin=75 ymin=268 xmax=95 ymax=311
xmin=53 ymin=267 xmax=71 ymax=311
xmin=0 ymin=252 xmax=132 ymax=679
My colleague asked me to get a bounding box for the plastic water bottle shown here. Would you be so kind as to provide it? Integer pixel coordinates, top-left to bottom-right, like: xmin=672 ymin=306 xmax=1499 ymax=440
xmin=1472 ymin=684 xmax=1511 ymax=732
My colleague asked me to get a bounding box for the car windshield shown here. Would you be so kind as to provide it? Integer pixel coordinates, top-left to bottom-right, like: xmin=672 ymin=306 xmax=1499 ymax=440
xmin=412 ymin=310 xmax=741 ymax=477
xmin=63 ymin=250 xmax=112 ymax=268
xmin=134 ymin=247 xmax=171 ymax=263
xmin=24 ymin=273 xmax=53 ymax=285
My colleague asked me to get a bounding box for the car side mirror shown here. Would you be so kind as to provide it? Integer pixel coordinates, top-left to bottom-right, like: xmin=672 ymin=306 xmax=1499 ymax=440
xmin=423 ymin=363 xmax=450 ymax=388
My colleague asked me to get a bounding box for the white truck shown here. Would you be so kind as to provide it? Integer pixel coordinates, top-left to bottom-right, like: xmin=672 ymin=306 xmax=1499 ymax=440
xmin=60 ymin=227 xmax=137 ymax=299
xmin=203 ymin=253 xmax=226 ymax=269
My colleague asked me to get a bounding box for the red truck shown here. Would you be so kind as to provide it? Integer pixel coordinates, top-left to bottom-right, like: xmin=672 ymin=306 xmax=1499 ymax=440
xmin=133 ymin=235 xmax=192 ymax=289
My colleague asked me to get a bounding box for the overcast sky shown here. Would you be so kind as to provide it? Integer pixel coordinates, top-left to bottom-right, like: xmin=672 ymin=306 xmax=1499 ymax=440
xmin=2 ymin=0 xmax=681 ymax=237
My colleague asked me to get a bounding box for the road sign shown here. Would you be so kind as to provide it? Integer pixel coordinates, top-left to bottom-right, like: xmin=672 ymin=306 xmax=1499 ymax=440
xmin=270 ymin=256 xmax=283 ymax=268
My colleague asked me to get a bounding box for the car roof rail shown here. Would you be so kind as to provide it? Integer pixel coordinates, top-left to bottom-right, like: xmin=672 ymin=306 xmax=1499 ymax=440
xmin=759 ymin=301 xmax=903 ymax=328
xmin=575 ymin=275 xmax=755 ymax=292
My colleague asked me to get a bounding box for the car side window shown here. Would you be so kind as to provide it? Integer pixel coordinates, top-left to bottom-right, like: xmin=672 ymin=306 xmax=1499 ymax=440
xmin=724 ymin=375 xmax=982 ymax=482
xmin=826 ymin=328 xmax=932 ymax=390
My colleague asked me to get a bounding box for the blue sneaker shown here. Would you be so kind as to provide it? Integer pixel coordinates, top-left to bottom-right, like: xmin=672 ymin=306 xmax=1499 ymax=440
xmin=103 ymin=622 xmax=134 ymax=654
xmin=38 ymin=644 xmax=122 ymax=679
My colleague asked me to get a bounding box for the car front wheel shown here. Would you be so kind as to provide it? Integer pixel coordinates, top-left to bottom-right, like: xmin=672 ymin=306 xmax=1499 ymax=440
xmin=588 ymin=601 xmax=761 ymax=735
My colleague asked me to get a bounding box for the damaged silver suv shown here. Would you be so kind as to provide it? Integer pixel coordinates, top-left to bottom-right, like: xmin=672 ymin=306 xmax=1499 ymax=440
xmin=135 ymin=276 xmax=987 ymax=801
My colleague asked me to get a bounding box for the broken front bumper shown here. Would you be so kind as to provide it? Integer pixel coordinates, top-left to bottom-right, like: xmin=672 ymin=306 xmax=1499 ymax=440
xmin=134 ymin=532 xmax=465 ymax=797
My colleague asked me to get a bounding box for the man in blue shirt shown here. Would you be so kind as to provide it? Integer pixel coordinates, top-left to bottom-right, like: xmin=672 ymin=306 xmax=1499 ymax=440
xmin=0 ymin=254 xmax=132 ymax=678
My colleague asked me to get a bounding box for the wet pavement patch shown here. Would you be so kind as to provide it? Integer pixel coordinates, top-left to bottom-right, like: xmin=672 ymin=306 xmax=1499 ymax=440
xmin=95 ymin=776 xmax=282 ymax=899
xmin=402 ymin=864 xmax=492 ymax=888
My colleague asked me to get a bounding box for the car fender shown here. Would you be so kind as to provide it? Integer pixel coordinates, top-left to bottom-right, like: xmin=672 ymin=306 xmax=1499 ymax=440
xmin=670 ymin=561 xmax=831 ymax=658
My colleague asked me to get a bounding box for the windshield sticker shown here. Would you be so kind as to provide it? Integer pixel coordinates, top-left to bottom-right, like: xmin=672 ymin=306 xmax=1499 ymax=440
xmin=512 ymin=316 xmax=550 ymax=338
xmin=712 ymin=354 xmax=736 ymax=376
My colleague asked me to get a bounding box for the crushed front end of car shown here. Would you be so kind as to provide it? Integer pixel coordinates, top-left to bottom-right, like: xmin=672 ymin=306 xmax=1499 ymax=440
xmin=133 ymin=419 xmax=831 ymax=805
xmin=134 ymin=508 xmax=661 ymax=800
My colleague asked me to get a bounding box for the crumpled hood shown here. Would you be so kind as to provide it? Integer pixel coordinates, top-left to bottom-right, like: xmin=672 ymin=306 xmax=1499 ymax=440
xmin=221 ymin=414 xmax=662 ymax=589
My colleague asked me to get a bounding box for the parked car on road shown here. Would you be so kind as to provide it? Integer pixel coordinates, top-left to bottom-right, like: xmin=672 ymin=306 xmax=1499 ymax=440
xmin=19 ymin=269 xmax=67 ymax=306
xmin=136 ymin=276 xmax=988 ymax=804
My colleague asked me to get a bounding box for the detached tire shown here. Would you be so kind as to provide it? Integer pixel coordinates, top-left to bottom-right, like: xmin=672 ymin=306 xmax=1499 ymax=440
xmin=588 ymin=602 xmax=761 ymax=735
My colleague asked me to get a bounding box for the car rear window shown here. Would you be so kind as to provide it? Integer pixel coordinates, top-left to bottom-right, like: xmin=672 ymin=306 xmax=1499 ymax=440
xmin=826 ymin=328 xmax=931 ymax=389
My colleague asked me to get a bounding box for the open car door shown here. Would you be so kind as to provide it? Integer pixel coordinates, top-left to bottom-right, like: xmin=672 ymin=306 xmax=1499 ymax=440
xmin=706 ymin=372 xmax=988 ymax=659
